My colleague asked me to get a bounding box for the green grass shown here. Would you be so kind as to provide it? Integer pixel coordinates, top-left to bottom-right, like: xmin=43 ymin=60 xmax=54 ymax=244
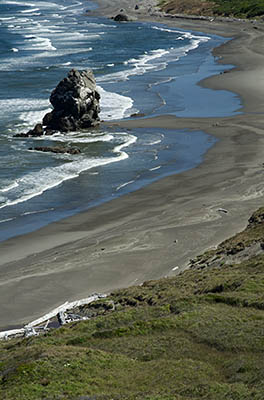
xmin=1 ymin=208 xmax=264 ymax=399
xmin=211 ymin=0 xmax=264 ymax=18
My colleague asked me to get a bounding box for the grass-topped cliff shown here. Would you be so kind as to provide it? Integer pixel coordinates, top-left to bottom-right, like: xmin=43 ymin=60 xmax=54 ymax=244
xmin=1 ymin=208 xmax=264 ymax=399
xmin=159 ymin=0 xmax=264 ymax=19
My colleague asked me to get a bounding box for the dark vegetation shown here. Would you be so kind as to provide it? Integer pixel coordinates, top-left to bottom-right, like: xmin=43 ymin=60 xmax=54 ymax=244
xmin=212 ymin=0 xmax=264 ymax=18
xmin=1 ymin=208 xmax=264 ymax=399
xmin=159 ymin=0 xmax=264 ymax=18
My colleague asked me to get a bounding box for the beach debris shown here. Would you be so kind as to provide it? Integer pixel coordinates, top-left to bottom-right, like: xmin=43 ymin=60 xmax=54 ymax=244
xmin=57 ymin=311 xmax=88 ymax=326
xmin=57 ymin=312 xmax=67 ymax=326
xmin=24 ymin=326 xmax=38 ymax=338
xmin=0 ymin=328 xmax=26 ymax=341
xmin=0 ymin=293 xmax=107 ymax=340
xmin=14 ymin=68 xmax=100 ymax=137
xmin=218 ymin=208 xmax=228 ymax=214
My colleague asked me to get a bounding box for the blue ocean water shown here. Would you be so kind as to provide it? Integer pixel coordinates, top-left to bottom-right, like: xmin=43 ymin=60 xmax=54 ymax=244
xmin=0 ymin=0 xmax=241 ymax=241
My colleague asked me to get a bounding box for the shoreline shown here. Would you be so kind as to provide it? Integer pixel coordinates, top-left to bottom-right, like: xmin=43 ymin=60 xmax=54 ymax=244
xmin=2 ymin=2 xmax=264 ymax=330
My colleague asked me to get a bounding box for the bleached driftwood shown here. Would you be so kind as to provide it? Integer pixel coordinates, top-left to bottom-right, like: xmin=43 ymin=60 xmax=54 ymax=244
xmin=0 ymin=328 xmax=26 ymax=340
xmin=25 ymin=293 xmax=106 ymax=328
xmin=0 ymin=293 xmax=107 ymax=340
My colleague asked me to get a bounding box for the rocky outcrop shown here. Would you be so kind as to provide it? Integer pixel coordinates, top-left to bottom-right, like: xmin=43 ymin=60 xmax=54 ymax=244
xmin=130 ymin=112 xmax=146 ymax=118
xmin=14 ymin=68 xmax=100 ymax=137
xmin=44 ymin=69 xmax=100 ymax=132
xmin=29 ymin=146 xmax=81 ymax=155
xmin=247 ymin=207 xmax=264 ymax=227
xmin=14 ymin=123 xmax=44 ymax=138
xmin=113 ymin=13 xmax=130 ymax=21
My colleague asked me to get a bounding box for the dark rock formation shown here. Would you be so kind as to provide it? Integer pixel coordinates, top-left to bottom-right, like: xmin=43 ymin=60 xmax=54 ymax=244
xmin=14 ymin=68 xmax=100 ymax=137
xmin=14 ymin=132 xmax=31 ymax=138
xmin=30 ymin=123 xmax=44 ymax=136
xmin=113 ymin=13 xmax=130 ymax=21
xmin=248 ymin=208 xmax=264 ymax=227
xmin=14 ymin=123 xmax=44 ymax=138
xmin=44 ymin=68 xmax=100 ymax=132
xmin=130 ymin=112 xmax=146 ymax=118
xmin=226 ymin=242 xmax=245 ymax=256
xmin=29 ymin=146 xmax=81 ymax=155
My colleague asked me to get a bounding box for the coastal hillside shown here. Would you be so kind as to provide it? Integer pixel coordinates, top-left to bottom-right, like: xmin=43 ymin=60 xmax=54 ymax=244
xmin=159 ymin=0 xmax=264 ymax=18
xmin=1 ymin=208 xmax=264 ymax=399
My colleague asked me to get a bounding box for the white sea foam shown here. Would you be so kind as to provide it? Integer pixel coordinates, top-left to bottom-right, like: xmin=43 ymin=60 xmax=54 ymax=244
xmin=0 ymin=17 xmax=15 ymax=21
xmin=24 ymin=36 xmax=56 ymax=51
xmin=149 ymin=139 xmax=162 ymax=145
xmin=22 ymin=208 xmax=54 ymax=216
xmin=7 ymin=18 xmax=32 ymax=26
xmin=19 ymin=107 xmax=52 ymax=129
xmin=116 ymin=180 xmax=135 ymax=191
xmin=23 ymin=12 xmax=41 ymax=16
xmin=113 ymin=132 xmax=137 ymax=153
xmin=20 ymin=8 xmax=40 ymax=14
xmin=149 ymin=165 xmax=161 ymax=171
xmin=0 ymin=98 xmax=49 ymax=115
xmin=0 ymin=97 xmax=50 ymax=132
xmin=3 ymin=1 xmax=36 ymax=5
xmin=0 ymin=133 xmax=137 ymax=210
xmin=51 ymin=31 xmax=99 ymax=42
xmin=0 ymin=181 xmax=19 ymax=193
xmin=152 ymin=26 xmax=210 ymax=58
xmin=98 ymin=86 xmax=134 ymax=120
xmin=152 ymin=25 xmax=210 ymax=41
xmin=142 ymin=133 xmax=164 ymax=146
xmin=127 ymin=48 xmax=169 ymax=66
xmin=59 ymin=1 xmax=82 ymax=11
xmin=0 ymin=217 xmax=15 ymax=224
xmin=86 ymin=22 xmax=115 ymax=28
xmin=98 ymin=48 xmax=169 ymax=83
xmin=43 ymin=132 xmax=114 ymax=144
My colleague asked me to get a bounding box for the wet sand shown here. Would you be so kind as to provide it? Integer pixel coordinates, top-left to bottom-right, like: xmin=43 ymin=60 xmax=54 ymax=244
xmin=1 ymin=1 xmax=264 ymax=330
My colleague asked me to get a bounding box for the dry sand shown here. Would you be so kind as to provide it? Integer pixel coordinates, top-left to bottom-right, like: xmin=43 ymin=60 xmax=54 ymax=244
xmin=1 ymin=1 xmax=264 ymax=330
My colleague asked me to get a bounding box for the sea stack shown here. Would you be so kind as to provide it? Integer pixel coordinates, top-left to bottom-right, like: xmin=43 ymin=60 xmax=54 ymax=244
xmin=14 ymin=68 xmax=101 ymax=137
xmin=43 ymin=68 xmax=101 ymax=132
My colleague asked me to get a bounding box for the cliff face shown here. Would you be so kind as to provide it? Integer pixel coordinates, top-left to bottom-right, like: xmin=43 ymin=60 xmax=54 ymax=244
xmin=1 ymin=208 xmax=264 ymax=399
xmin=189 ymin=207 xmax=264 ymax=270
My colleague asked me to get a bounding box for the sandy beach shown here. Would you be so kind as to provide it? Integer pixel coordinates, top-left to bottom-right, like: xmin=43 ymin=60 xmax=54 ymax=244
xmin=1 ymin=0 xmax=264 ymax=330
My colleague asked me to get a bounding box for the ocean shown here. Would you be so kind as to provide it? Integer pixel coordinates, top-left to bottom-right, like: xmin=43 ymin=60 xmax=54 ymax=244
xmin=0 ymin=0 xmax=241 ymax=242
